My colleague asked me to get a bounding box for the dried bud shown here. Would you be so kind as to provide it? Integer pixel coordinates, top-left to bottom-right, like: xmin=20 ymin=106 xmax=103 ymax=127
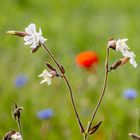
xmin=12 ymin=103 xmax=23 ymax=121
xmin=6 ymin=31 xmax=29 ymax=37
xmin=30 ymin=45 xmax=41 ymax=53
xmin=88 ymin=121 xmax=102 ymax=135
xmin=120 ymin=57 xmax=129 ymax=65
xmin=3 ymin=130 xmax=22 ymax=140
xmin=59 ymin=64 xmax=65 ymax=74
xmin=129 ymin=133 xmax=140 ymax=140
xmin=109 ymin=57 xmax=129 ymax=71
xmin=46 ymin=63 xmax=56 ymax=71
xmin=109 ymin=60 xmax=122 ymax=70
xmin=107 ymin=38 xmax=116 ymax=50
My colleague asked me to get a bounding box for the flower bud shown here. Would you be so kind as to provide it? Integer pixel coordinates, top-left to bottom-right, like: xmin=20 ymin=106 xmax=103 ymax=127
xmin=30 ymin=45 xmax=41 ymax=53
xmin=109 ymin=57 xmax=129 ymax=71
xmin=107 ymin=38 xmax=116 ymax=50
xmin=6 ymin=31 xmax=29 ymax=37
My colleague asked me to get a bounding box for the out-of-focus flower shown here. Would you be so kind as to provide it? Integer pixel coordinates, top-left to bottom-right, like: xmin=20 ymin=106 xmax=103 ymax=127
xmin=14 ymin=74 xmax=27 ymax=88
xmin=75 ymin=51 xmax=99 ymax=69
xmin=116 ymin=39 xmax=129 ymax=54
xmin=24 ymin=23 xmax=47 ymax=49
xmin=123 ymin=89 xmax=137 ymax=100
xmin=3 ymin=130 xmax=22 ymax=140
xmin=37 ymin=109 xmax=53 ymax=119
xmin=123 ymin=51 xmax=137 ymax=68
xmin=11 ymin=132 xmax=23 ymax=140
xmin=38 ymin=69 xmax=53 ymax=85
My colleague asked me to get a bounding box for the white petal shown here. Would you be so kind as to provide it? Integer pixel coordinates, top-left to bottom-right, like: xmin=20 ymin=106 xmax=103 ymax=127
xmin=121 ymin=38 xmax=128 ymax=43
xmin=24 ymin=40 xmax=33 ymax=46
xmin=30 ymin=41 xmax=37 ymax=48
xmin=38 ymin=74 xmax=43 ymax=77
xmin=40 ymin=79 xmax=47 ymax=84
xmin=39 ymin=35 xmax=47 ymax=44
xmin=39 ymin=28 xmax=42 ymax=35
xmin=129 ymin=58 xmax=137 ymax=68
xmin=47 ymin=78 xmax=51 ymax=85
xmin=24 ymin=36 xmax=32 ymax=41
xmin=25 ymin=23 xmax=36 ymax=34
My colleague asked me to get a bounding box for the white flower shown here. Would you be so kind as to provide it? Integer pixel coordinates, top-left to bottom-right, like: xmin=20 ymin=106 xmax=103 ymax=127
xmin=11 ymin=132 xmax=23 ymax=140
xmin=116 ymin=38 xmax=137 ymax=68
xmin=116 ymin=39 xmax=129 ymax=54
xmin=123 ymin=51 xmax=137 ymax=68
xmin=24 ymin=23 xmax=47 ymax=49
xmin=38 ymin=69 xmax=53 ymax=85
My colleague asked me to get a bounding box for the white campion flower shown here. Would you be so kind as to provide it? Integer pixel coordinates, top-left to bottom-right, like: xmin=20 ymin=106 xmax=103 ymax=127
xmin=116 ymin=38 xmax=137 ymax=68
xmin=38 ymin=69 xmax=53 ymax=85
xmin=116 ymin=39 xmax=130 ymax=54
xmin=11 ymin=132 xmax=23 ymax=140
xmin=123 ymin=51 xmax=137 ymax=68
xmin=24 ymin=23 xmax=47 ymax=49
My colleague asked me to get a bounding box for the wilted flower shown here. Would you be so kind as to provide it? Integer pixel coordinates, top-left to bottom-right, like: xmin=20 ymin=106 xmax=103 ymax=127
xmin=24 ymin=23 xmax=47 ymax=49
xmin=75 ymin=51 xmax=99 ymax=69
xmin=38 ymin=69 xmax=53 ymax=85
xmin=14 ymin=74 xmax=27 ymax=88
xmin=123 ymin=88 xmax=137 ymax=100
xmin=37 ymin=109 xmax=53 ymax=119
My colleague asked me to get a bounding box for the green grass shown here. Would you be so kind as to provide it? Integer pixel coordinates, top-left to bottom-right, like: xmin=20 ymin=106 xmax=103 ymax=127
xmin=0 ymin=0 xmax=140 ymax=139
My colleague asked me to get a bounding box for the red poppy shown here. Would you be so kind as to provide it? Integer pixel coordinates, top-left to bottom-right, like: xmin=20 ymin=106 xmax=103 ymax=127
xmin=75 ymin=51 xmax=99 ymax=69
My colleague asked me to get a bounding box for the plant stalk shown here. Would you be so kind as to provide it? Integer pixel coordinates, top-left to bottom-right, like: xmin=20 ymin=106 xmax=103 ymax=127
xmin=42 ymin=44 xmax=84 ymax=132
xmin=87 ymin=47 xmax=110 ymax=134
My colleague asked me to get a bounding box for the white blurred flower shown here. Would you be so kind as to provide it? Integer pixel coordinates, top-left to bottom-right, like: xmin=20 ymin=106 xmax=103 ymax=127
xmin=116 ymin=38 xmax=137 ymax=68
xmin=24 ymin=23 xmax=47 ymax=49
xmin=116 ymin=39 xmax=129 ymax=54
xmin=38 ymin=69 xmax=53 ymax=85
xmin=123 ymin=51 xmax=137 ymax=68
xmin=11 ymin=132 xmax=23 ymax=140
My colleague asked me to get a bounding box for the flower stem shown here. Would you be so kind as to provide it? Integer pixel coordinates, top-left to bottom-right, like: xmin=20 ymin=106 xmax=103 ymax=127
xmin=42 ymin=44 xmax=85 ymax=133
xmin=17 ymin=119 xmax=22 ymax=136
xmin=87 ymin=47 xmax=110 ymax=133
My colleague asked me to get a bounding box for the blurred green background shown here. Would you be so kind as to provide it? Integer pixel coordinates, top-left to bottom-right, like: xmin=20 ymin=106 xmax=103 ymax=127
xmin=0 ymin=0 xmax=140 ymax=139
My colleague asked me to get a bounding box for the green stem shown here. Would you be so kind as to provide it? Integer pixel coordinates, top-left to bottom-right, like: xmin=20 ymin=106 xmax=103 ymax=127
xmin=42 ymin=44 xmax=85 ymax=133
xmin=87 ymin=47 xmax=110 ymax=133
xmin=17 ymin=119 xmax=22 ymax=136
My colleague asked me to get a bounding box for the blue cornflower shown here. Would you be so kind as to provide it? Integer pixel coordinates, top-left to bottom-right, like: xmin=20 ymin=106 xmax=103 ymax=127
xmin=14 ymin=74 xmax=27 ymax=88
xmin=37 ymin=109 xmax=53 ymax=119
xmin=123 ymin=89 xmax=137 ymax=99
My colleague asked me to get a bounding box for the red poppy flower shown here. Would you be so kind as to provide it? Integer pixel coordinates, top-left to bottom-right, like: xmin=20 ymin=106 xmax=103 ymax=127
xmin=75 ymin=51 xmax=99 ymax=69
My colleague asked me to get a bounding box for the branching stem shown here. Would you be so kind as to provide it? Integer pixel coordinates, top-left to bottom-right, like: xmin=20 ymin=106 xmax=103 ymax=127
xmin=42 ymin=44 xmax=85 ymax=133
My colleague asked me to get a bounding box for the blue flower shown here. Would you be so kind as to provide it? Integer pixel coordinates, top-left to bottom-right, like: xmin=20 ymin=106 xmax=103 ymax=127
xmin=37 ymin=109 xmax=53 ymax=119
xmin=123 ymin=89 xmax=137 ymax=99
xmin=14 ymin=74 xmax=27 ymax=88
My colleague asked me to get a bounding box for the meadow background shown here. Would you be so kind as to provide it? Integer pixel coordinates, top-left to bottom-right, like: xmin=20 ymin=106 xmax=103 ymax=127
xmin=0 ymin=0 xmax=140 ymax=139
